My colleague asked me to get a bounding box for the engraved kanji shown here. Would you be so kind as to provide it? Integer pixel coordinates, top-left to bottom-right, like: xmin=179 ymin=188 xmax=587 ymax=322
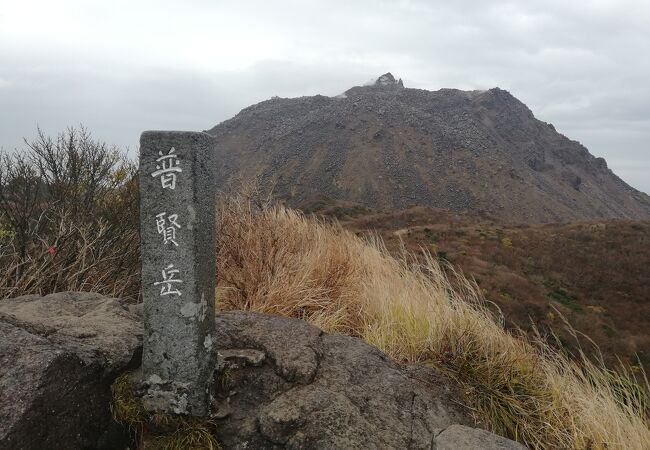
xmin=151 ymin=147 xmax=182 ymax=190
xmin=153 ymin=263 xmax=183 ymax=296
xmin=155 ymin=212 xmax=181 ymax=246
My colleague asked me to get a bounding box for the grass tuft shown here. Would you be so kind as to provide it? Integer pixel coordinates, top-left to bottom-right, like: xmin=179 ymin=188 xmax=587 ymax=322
xmin=141 ymin=419 xmax=220 ymax=450
xmin=110 ymin=373 xmax=221 ymax=450
xmin=111 ymin=373 xmax=148 ymax=429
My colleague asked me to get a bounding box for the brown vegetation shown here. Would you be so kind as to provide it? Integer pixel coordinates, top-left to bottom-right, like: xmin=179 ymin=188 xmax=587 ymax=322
xmin=0 ymin=127 xmax=140 ymax=300
xmin=324 ymin=202 xmax=650 ymax=374
xmin=217 ymin=194 xmax=650 ymax=449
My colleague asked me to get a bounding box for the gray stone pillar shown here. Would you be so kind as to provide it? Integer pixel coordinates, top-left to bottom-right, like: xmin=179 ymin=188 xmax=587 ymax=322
xmin=139 ymin=131 xmax=216 ymax=416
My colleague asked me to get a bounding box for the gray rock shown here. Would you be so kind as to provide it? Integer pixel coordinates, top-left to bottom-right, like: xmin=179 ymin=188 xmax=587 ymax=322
xmin=0 ymin=296 xmax=527 ymax=450
xmin=435 ymin=424 xmax=528 ymax=449
xmin=375 ymin=72 xmax=404 ymax=88
xmin=126 ymin=302 xmax=144 ymax=318
xmin=212 ymin=311 xmax=527 ymax=450
xmin=0 ymin=292 xmax=142 ymax=450
xmin=218 ymin=348 xmax=266 ymax=368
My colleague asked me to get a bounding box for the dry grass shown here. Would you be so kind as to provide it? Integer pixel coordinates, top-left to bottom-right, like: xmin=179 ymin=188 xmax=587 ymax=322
xmin=341 ymin=207 xmax=650 ymax=374
xmin=217 ymin=195 xmax=650 ymax=449
xmin=0 ymin=209 xmax=140 ymax=301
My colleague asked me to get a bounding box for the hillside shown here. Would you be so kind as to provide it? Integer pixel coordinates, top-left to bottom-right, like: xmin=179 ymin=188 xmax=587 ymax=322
xmin=301 ymin=198 xmax=650 ymax=373
xmin=207 ymin=73 xmax=650 ymax=223
xmin=214 ymin=196 xmax=650 ymax=448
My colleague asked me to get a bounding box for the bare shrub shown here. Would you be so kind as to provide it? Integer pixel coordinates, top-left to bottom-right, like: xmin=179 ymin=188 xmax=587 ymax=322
xmin=0 ymin=152 xmax=45 ymax=263
xmin=0 ymin=126 xmax=140 ymax=301
xmin=25 ymin=126 xmax=133 ymax=217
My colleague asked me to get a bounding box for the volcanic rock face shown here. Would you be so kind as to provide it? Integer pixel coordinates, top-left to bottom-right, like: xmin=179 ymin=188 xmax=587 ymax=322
xmin=212 ymin=311 xmax=527 ymax=450
xmin=0 ymin=292 xmax=142 ymax=450
xmin=0 ymin=294 xmax=526 ymax=449
xmin=375 ymin=72 xmax=404 ymax=87
xmin=207 ymin=75 xmax=650 ymax=223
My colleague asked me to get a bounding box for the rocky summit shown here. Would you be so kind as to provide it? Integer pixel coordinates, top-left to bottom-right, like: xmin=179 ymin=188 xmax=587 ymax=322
xmin=207 ymin=74 xmax=650 ymax=223
xmin=373 ymin=72 xmax=404 ymax=88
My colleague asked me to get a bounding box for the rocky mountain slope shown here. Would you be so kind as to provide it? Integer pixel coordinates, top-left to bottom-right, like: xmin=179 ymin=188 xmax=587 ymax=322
xmin=207 ymin=73 xmax=650 ymax=223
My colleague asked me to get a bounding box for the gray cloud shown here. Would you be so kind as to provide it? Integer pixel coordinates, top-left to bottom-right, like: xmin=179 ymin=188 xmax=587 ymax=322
xmin=1 ymin=0 xmax=648 ymax=192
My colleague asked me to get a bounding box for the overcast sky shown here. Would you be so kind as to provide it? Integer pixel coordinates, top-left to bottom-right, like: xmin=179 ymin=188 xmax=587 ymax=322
xmin=1 ymin=0 xmax=649 ymax=193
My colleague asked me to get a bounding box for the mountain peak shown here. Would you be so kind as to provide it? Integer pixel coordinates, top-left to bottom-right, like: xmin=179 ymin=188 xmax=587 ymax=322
xmin=375 ymin=72 xmax=404 ymax=88
xmin=208 ymin=79 xmax=650 ymax=223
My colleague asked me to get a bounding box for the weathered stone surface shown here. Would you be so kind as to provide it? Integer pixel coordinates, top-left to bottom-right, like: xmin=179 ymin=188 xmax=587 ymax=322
xmin=139 ymin=130 xmax=217 ymax=416
xmin=218 ymin=348 xmax=266 ymax=368
xmin=0 ymin=292 xmax=142 ymax=450
xmin=0 ymin=297 xmax=526 ymax=450
xmin=435 ymin=424 xmax=528 ymax=449
xmin=212 ymin=311 xmax=527 ymax=450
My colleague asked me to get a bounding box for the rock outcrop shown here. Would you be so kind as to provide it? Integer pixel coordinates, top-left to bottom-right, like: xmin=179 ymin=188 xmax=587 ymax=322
xmin=212 ymin=311 xmax=526 ymax=449
xmin=1 ymin=293 xmax=525 ymax=449
xmin=0 ymin=292 xmax=142 ymax=450
xmin=434 ymin=424 xmax=527 ymax=449
xmin=374 ymin=72 xmax=404 ymax=88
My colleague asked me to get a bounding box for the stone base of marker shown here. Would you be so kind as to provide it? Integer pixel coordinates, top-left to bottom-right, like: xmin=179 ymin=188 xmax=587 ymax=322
xmin=139 ymin=130 xmax=218 ymax=417
xmin=129 ymin=368 xmax=214 ymax=417
xmin=140 ymin=376 xmax=205 ymax=416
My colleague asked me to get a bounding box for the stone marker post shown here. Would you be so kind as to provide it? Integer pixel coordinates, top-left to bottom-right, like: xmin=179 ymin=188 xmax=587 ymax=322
xmin=139 ymin=131 xmax=216 ymax=416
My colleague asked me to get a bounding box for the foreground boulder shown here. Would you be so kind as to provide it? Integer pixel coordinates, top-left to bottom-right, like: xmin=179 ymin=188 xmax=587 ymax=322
xmin=212 ymin=311 xmax=526 ymax=449
xmin=1 ymin=293 xmax=525 ymax=449
xmin=0 ymin=292 xmax=142 ymax=450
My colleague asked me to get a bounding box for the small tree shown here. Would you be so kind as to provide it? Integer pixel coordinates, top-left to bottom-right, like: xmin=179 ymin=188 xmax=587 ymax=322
xmin=0 ymin=152 xmax=44 ymax=262
xmin=0 ymin=126 xmax=140 ymax=300
xmin=25 ymin=126 xmax=132 ymax=218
